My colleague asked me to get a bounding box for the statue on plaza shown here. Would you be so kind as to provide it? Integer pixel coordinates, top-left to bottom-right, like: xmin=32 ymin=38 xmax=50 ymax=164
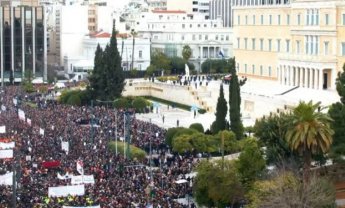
xmin=185 ymin=64 xmax=190 ymax=77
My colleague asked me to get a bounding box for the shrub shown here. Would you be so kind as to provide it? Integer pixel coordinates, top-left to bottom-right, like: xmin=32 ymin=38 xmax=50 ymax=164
xmin=66 ymin=94 xmax=81 ymax=106
xmin=189 ymin=123 xmax=204 ymax=133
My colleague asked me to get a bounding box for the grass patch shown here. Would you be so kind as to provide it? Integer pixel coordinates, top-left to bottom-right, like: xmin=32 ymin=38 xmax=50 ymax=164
xmin=24 ymin=101 xmax=37 ymax=108
xmin=143 ymin=96 xmax=206 ymax=114
xmin=108 ymin=141 xmax=147 ymax=161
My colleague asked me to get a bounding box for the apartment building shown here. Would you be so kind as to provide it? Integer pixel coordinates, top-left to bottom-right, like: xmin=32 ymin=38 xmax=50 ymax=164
xmin=167 ymin=0 xmax=210 ymax=19
xmin=233 ymin=0 xmax=345 ymax=90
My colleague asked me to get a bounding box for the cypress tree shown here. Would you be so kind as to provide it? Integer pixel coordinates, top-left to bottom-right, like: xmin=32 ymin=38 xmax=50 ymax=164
xmin=88 ymin=21 xmax=124 ymax=101
xmin=229 ymin=58 xmax=244 ymax=140
xmin=211 ymin=84 xmax=228 ymax=134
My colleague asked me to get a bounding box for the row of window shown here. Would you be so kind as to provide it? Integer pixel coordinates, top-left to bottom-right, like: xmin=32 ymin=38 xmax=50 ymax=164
xmin=236 ymin=10 xmax=340 ymax=26
xmin=158 ymin=33 xmax=230 ymax=42
xmin=147 ymin=23 xmax=219 ymax=30
xmin=237 ymin=63 xmax=272 ymax=77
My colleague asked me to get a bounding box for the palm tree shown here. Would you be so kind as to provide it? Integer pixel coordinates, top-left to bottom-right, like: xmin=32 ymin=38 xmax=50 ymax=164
xmin=286 ymin=101 xmax=334 ymax=183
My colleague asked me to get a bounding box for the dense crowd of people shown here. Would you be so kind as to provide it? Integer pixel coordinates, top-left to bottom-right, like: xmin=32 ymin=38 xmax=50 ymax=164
xmin=0 ymin=86 xmax=197 ymax=207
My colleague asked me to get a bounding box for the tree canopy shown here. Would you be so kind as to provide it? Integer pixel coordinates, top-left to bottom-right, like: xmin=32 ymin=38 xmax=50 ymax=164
xmin=229 ymin=58 xmax=244 ymax=140
xmin=211 ymin=84 xmax=228 ymax=134
xmin=88 ymin=22 xmax=125 ymax=101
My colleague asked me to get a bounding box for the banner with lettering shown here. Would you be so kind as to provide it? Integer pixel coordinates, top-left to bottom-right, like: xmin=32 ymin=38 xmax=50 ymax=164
xmin=48 ymin=185 xmax=85 ymax=197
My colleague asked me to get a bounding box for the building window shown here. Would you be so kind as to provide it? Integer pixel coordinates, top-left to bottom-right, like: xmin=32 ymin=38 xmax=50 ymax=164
xmin=252 ymin=38 xmax=256 ymax=50
xmin=245 ymin=15 xmax=248 ymax=25
xmin=237 ymin=15 xmax=240 ymax=25
xmin=252 ymin=65 xmax=255 ymax=74
xmin=182 ymin=35 xmax=185 ymax=41
xmin=253 ymin=15 xmax=256 ymax=25
xmin=221 ymin=35 xmax=224 ymax=41
xmin=324 ymin=41 xmax=329 ymax=55
xmin=244 ymin=38 xmax=248 ymax=50
xmin=182 ymin=24 xmax=185 ymax=28
xmin=286 ymin=39 xmax=290 ymax=53
xmin=226 ymin=35 xmax=229 ymax=41
xmin=277 ymin=39 xmax=281 ymax=52
xmin=296 ymin=40 xmax=300 ymax=54
xmin=269 ymin=15 xmax=272 ymax=25
xmin=205 ymin=35 xmax=208 ymax=40
xmin=260 ymin=39 xmax=264 ymax=51
xmin=236 ymin=63 xmax=239 ymax=71
xmin=278 ymin=15 xmax=281 ymax=25
xmin=192 ymin=34 xmax=196 ymax=40
xmin=287 ymin=14 xmax=290 ymax=25
xmin=268 ymin=39 xmax=272 ymax=51
xmin=343 ymin=14 xmax=345 ymax=25
xmin=245 ymin=64 xmax=247 ymax=73
xmin=342 ymin=42 xmax=345 ymax=56
xmin=325 ymin=14 xmax=329 ymax=25
xmin=261 ymin=14 xmax=264 ymax=25
xmin=237 ymin=38 xmax=240 ymax=49
xmin=297 ymin=14 xmax=301 ymax=25
xmin=199 ymin=35 xmax=202 ymax=40
xmin=215 ymin=35 xmax=219 ymax=40
xmin=260 ymin=65 xmax=263 ymax=76
xmin=268 ymin=66 xmax=272 ymax=77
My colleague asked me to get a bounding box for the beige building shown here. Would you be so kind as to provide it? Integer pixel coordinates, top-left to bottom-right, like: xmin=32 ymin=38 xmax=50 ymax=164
xmin=233 ymin=0 xmax=345 ymax=90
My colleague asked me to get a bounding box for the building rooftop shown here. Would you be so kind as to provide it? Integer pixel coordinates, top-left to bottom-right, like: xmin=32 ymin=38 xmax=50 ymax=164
xmin=152 ymin=10 xmax=186 ymax=14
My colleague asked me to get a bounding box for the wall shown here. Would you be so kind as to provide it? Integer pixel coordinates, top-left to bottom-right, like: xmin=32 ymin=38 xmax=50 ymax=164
xmin=123 ymin=81 xmax=203 ymax=109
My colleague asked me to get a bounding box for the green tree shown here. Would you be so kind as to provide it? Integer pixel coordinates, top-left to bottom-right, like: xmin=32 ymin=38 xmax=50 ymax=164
xmin=151 ymin=51 xmax=172 ymax=72
xmin=132 ymin=97 xmax=149 ymax=113
xmin=88 ymin=22 xmax=124 ymax=100
xmin=172 ymin=134 xmax=193 ymax=153
xmin=229 ymin=58 xmax=244 ymax=140
xmin=211 ymin=84 xmax=228 ymax=134
xmin=189 ymin=123 xmax=204 ymax=133
xmin=286 ymin=101 xmax=334 ymax=183
xmin=254 ymin=112 xmax=298 ymax=165
xmin=329 ymin=64 xmax=345 ymax=161
xmin=193 ymin=160 xmax=244 ymax=207
xmin=235 ymin=138 xmax=266 ymax=189
xmin=21 ymin=70 xmax=35 ymax=93
xmin=213 ymin=130 xmax=239 ymax=154
xmin=182 ymin=45 xmax=192 ymax=62
xmin=170 ymin=56 xmax=185 ymax=74
xmin=247 ymin=171 xmax=335 ymax=208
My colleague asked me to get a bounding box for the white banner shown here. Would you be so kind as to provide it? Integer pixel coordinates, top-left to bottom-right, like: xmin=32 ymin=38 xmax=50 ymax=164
xmin=48 ymin=185 xmax=85 ymax=197
xmin=71 ymin=175 xmax=95 ymax=185
xmin=27 ymin=118 xmax=32 ymax=126
xmin=13 ymin=98 xmax=17 ymax=105
xmin=0 ymin=126 xmax=5 ymax=133
xmin=62 ymin=206 xmax=100 ymax=208
xmin=77 ymin=160 xmax=83 ymax=175
xmin=0 ymin=142 xmax=15 ymax=149
xmin=1 ymin=105 xmax=6 ymax=111
xmin=0 ymin=149 xmax=13 ymax=159
xmin=0 ymin=172 xmax=13 ymax=185
xmin=61 ymin=141 xmax=69 ymax=152
xmin=57 ymin=173 xmax=73 ymax=180
xmin=18 ymin=109 xmax=25 ymax=121
xmin=39 ymin=128 xmax=44 ymax=136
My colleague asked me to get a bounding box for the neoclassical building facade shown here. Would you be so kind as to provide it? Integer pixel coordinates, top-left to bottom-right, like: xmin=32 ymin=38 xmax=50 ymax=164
xmin=233 ymin=0 xmax=345 ymax=90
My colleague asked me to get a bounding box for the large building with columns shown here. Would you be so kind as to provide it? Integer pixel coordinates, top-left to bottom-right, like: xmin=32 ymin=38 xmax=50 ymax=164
xmin=0 ymin=5 xmax=47 ymax=85
xmin=233 ymin=0 xmax=345 ymax=90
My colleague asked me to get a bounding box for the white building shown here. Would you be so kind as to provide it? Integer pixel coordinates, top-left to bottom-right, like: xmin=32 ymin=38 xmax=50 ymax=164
xmin=136 ymin=10 xmax=233 ymax=71
xmin=167 ymin=0 xmax=210 ymax=19
xmin=64 ymin=31 xmax=151 ymax=80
